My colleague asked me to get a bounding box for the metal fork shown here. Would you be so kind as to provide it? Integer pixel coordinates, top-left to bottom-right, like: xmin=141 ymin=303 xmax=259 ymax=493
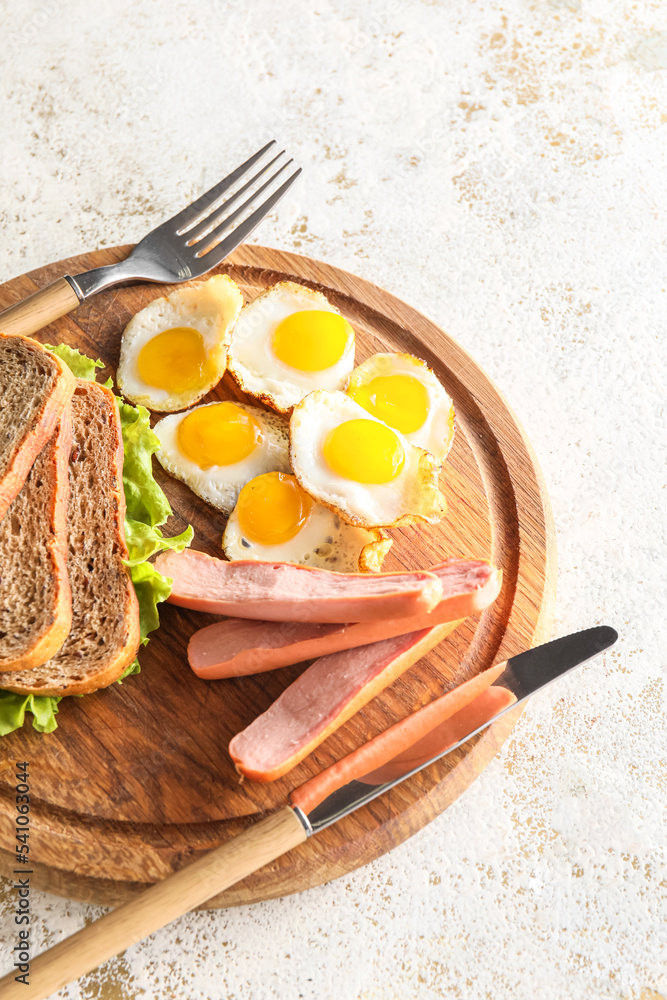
xmin=0 ymin=141 xmax=301 ymax=339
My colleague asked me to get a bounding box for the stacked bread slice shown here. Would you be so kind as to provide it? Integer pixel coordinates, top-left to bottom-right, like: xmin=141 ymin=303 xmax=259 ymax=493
xmin=0 ymin=334 xmax=140 ymax=697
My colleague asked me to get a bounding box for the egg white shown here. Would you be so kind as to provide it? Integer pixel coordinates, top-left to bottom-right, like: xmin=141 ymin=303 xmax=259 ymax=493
xmin=346 ymin=352 xmax=456 ymax=465
xmin=116 ymin=274 xmax=243 ymax=412
xmin=227 ymin=281 xmax=355 ymax=413
xmin=154 ymin=401 xmax=291 ymax=515
xmin=223 ymin=495 xmax=391 ymax=572
xmin=290 ymin=390 xmax=447 ymax=529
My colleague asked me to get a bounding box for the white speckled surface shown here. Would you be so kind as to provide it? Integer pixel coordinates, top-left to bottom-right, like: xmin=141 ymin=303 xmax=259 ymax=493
xmin=1 ymin=1 xmax=665 ymax=998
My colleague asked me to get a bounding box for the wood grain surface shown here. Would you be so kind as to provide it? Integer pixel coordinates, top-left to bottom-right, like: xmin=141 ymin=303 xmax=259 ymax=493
xmin=0 ymin=244 xmax=557 ymax=907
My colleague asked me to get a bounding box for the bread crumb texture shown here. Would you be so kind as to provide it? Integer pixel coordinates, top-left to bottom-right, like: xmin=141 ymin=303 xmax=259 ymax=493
xmin=0 ymin=338 xmax=59 ymax=482
xmin=2 ymin=383 xmax=138 ymax=694
xmin=0 ymin=433 xmax=60 ymax=658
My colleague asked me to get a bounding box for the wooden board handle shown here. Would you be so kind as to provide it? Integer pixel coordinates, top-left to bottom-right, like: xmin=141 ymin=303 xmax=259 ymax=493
xmin=0 ymin=806 xmax=307 ymax=1000
xmin=0 ymin=278 xmax=80 ymax=337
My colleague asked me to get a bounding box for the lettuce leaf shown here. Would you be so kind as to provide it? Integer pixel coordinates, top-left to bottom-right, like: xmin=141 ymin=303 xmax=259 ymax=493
xmin=0 ymin=692 xmax=61 ymax=736
xmin=45 ymin=343 xmax=112 ymax=387
xmin=124 ymin=519 xmax=194 ymax=567
xmin=116 ymin=399 xmax=194 ymax=684
xmin=0 ymin=346 xmax=193 ymax=734
xmin=117 ymin=530 xmax=193 ymax=683
xmin=118 ymin=400 xmax=172 ymax=527
xmin=129 ymin=559 xmax=176 ymax=639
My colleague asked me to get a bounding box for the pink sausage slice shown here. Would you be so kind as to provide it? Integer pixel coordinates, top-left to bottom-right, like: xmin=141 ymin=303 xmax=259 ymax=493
xmin=156 ymin=550 xmax=443 ymax=623
xmin=290 ymin=671 xmax=516 ymax=814
xmin=188 ymin=559 xmax=501 ymax=678
xmin=229 ymin=621 xmax=455 ymax=782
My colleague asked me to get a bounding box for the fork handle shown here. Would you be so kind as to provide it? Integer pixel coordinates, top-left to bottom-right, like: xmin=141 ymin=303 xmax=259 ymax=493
xmin=0 ymin=277 xmax=81 ymax=338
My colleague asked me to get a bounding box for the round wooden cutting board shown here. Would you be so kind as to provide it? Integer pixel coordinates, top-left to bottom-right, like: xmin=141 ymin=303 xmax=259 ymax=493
xmin=0 ymin=245 xmax=556 ymax=908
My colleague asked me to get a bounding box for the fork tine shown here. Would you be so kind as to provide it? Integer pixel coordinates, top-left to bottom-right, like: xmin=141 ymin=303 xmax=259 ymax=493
xmin=197 ymin=169 xmax=302 ymax=268
xmin=193 ymin=161 xmax=295 ymax=254
xmin=164 ymin=140 xmax=277 ymax=234
xmin=183 ymin=149 xmax=287 ymax=244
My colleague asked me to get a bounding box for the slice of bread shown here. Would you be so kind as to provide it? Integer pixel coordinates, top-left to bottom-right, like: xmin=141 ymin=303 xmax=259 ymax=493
xmin=0 ymin=411 xmax=73 ymax=671
xmin=0 ymin=379 xmax=141 ymax=696
xmin=0 ymin=334 xmax=76 ymax=522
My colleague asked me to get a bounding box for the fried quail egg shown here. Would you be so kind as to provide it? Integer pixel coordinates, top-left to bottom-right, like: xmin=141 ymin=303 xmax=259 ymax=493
xmin=223 ymin=472 xmax=392 ymax=572
xmin=116 ymin=274 xmax=243 ymax=412
xmin=227 ymin=281 xmax=355 ymax=413
xmin=346 ymin=352 xmax=455 ymax=465
xmin=154 ymin=401 xmax=290 ymax=514
xmin=290 ymin=390 xmax=446 ymax=529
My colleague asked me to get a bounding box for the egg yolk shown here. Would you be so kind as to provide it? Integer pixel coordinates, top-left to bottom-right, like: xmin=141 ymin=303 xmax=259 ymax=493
xmin=272 ymin=311 xmax=352 ymax=371
xmin=178 ymin=402 xmax=262 ymax=469
xmin=237 ymin=472 xmax=313 ymax=544
xmin=348 ymin=374 xmax=430 ymax=435
xmin=323 ymin=419 xmax=405 ymax=484
xmin=137 ymin=327 xmax=215 ymax=394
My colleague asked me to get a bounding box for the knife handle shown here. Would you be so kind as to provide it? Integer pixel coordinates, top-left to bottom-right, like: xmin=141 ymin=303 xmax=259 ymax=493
xmin=0 ymin=806 xmax=307 ymax=1000
xmin=0 ymin=277 xmax=80 ymax=338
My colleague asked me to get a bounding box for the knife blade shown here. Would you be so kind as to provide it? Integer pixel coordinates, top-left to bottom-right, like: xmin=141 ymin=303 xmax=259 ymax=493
xmin=291 ymin=625 xmax=618 ymax=834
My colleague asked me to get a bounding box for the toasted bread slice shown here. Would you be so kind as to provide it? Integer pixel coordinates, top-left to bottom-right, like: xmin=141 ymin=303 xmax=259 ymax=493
xmin=0 ymin=411 xmax=73 ymax=672
xmin=0 ymin=380 xmax=141 ymax=696
xmin=0 ymin=334 xmax=76 ymax=521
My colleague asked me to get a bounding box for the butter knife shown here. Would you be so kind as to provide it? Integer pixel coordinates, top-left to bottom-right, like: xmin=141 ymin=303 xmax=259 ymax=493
xmin=0 ymin=625 xmax=617 ymax=1000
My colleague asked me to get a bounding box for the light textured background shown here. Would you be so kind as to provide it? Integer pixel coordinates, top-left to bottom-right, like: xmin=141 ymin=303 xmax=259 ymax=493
xmin=1 ymin=0 xmax=665 ymax=998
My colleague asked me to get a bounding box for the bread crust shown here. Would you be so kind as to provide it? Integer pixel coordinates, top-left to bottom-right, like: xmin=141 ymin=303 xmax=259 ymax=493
xmin=0 ymin=380 xmax=141 ymax=697
xmin=0 ymin=409 xmax=73 ymax=672
xmin=0 ymin=334 xmax=76 ymax=522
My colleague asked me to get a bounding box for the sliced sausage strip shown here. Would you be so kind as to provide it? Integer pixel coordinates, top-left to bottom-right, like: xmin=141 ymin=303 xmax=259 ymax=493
xmin=356 ymin=687 xmax=517 ymax=786
xmin=190 ymin=619 xmax=346 ymax=678
xmin=290 ymin=668 xmax=516 ymax=814
xmin=228 ymin=621 xmax=456 ymax=783
xmin=156 ymin=550 xmax=443 ymax=623
xmin=188 ymin=559 xmax=501 ymax=679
